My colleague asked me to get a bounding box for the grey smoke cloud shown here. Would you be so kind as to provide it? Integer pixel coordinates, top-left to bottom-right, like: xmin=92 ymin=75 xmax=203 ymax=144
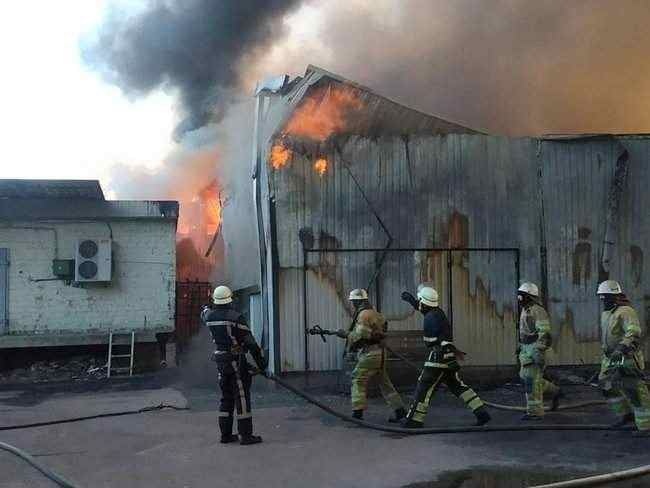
xmin=82 ymin=0 xmax=301 ymax=138
xmin=248 ymin=0 xmax=650 ymax=135
xmin=85 ymin=0 xmax=650 ymax=140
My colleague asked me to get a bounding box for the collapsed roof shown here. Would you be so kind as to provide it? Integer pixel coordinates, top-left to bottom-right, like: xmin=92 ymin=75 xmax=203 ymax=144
xmin=256 ymin=65 xmax=481 ymax=148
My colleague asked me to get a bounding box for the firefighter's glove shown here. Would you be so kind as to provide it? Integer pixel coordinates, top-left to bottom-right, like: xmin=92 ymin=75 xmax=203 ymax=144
xmin=258 ymin=356 xmax=269 ymax=372
xmin=610 ymin=346 xmax=632 ymax=365
xmin=336 ymin=329 xmax=348 ymax=339
xmin=401 ymin=291 xmax=418 ymax=309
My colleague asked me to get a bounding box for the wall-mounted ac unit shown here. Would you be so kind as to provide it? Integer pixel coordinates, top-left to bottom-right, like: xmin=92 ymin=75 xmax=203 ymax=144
xmin=74 ymin=239 xmax=112 ymax=282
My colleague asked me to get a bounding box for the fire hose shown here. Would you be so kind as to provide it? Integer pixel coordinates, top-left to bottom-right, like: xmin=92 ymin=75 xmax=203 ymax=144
xmin=262 ymin=373 xmax=650 ymax=485
xmin=301 ymin=327 xmax=650 ymax=487
xmin=306 ymin=325 xmax=606 ymax=413
xmin=0 ymin=403 xmax=188 ymax=488
xmin=0 ymin=440 xmax=78 ymax=488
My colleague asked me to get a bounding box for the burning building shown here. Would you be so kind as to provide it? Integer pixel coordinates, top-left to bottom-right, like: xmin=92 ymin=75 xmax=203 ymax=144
xmin=225 ymin=65 xmax=650 ymax=375
xmin=175 ymin=179 xmax=224 ymax=282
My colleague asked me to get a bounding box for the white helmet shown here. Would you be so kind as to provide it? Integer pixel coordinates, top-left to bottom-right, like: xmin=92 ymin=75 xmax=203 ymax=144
xmin=597 ymin=280 xmax=623 ymax=295
xmin=212 ymin=285 xmax=233 ymax=305
xmin=417 ymin=286 xmax=439 ymax=307
xmin=518 ymin=282 xmax=540 ymax=298
xmin=348 ymin=288 xmax=369 ymax=301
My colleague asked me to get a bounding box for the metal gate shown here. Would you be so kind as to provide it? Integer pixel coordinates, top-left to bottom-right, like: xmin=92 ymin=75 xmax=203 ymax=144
xmin=0 ymin=249 xmax=7 ymax=334
xmin=175 ymin=281 xmax=212 ymax=354
xmin=303 ymin=248 xmax=519 ymax=371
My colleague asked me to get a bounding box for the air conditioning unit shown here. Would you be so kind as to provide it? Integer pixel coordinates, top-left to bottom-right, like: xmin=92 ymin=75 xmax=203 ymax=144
xmin=74 ymin=238 xmax=112 ymax=282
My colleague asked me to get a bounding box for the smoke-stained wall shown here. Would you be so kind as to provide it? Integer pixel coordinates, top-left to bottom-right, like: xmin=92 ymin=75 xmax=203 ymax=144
xmin=267 ymin=131 xmax=650 ymax=371
xmin=82 ymin=1 xmax=650 ymax=309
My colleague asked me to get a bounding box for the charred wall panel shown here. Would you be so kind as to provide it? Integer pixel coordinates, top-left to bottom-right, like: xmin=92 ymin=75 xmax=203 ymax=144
xmin=616 ymin=139 xmax=650 ymax=358
xmin=540 ymin=140 xmax=615 ymax=364
xmin=269 ymin=132 xmax=650 ymax=371
xmin=271 ymin=135 xmax=539 ymax=370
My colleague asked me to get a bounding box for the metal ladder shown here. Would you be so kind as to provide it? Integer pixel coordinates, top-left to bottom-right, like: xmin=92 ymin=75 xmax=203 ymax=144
xmin=107 ymin=331 xmax=135 ymax=378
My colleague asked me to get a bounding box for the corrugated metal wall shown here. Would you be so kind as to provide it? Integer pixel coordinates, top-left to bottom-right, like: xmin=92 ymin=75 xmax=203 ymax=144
xmin=269 ymin=133 xmax=649 ymax=371
xmin=0 ymin=248 xmax=7 ymax=333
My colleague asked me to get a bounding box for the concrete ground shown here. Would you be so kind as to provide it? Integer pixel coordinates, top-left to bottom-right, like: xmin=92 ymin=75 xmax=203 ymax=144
xmin=1 ymin=370 xmax=649 ymax=488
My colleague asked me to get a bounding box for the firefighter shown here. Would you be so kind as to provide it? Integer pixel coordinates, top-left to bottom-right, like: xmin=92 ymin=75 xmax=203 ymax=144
xmin=597 ymin=280 xmax=650 ymax=435
xmin=400 ymin=286 xmax=491 ymax=428
xmin=335 ymin=288 xmax=407 ymax=422
xmin=201 ymin=285 xmax=267 ymax=445
xmin=517 ymin=282 xmax=562 ymax=420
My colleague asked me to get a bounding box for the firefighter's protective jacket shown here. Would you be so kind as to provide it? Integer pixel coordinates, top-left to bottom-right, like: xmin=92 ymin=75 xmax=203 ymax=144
xmin=347 ymin=306 xmax=387 ymax=352
xmin=519 ymin=303 xmax=552 ymax=367
xmin=201 ymin=305 xmax=267 ymax=370
xmin=601 ymin=304 xmax=644 ymax=370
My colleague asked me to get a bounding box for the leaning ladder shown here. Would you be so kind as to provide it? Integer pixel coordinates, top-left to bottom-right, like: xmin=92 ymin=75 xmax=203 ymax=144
xmin=107 ymin=331 xmax=135 ymax=378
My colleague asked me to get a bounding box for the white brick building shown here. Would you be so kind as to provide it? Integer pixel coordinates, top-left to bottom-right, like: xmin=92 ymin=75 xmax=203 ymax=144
xmin=0 ymin=180 xmax=178 ymax=349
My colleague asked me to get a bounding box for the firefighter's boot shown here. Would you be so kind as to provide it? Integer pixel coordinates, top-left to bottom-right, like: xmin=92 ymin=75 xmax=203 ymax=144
xmin=550 ymin=389 xmax=564 ymax=412
xmin=401 ymin=418 xmax=424 ymax=429
xmin=389 ymin=408 xmax=407 ymax=423
xmin=521 ymin=413 xmax=543 ymax=421
xmin=219 ymin=415 xmax=237 ymax=443
xmin=238 ymin=417 xmax=263 ymax=445
xmin=474 ymin=406 xmax=491 ymax=426
xmin=611 ymin=413 xmax=635 ymax=428
xmin=240 ymin=434 xmax=263 ymax=445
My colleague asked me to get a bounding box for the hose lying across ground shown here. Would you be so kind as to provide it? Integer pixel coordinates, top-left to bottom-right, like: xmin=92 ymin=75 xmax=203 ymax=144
xmin=0 ymin=380 xmax=646 ymax=488
xmin=0 ymin=403 xmax=188 ymax=487
xmin=386 ymin=346 xmax=608 ymax=413
xmin=265 ymin=373 xmax=620 ymax=434
xmin=484 ymin=399 xmax=606 ymax=412
xmin=0 ymin=440 xmax=79 ymax=488
xmin=0 ymin=403 xmax=188 ymax=432
xmin=532 ymin=464 xmax=650 ymax=488
xmin=265 ymin=373 xmax=650 ymax=488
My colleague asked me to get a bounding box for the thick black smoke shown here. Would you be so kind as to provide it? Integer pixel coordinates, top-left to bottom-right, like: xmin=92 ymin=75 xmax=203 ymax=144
xmin=248 ymin=0 xmax=650 ymax=135
xmin=82 ymin=0 xmax=300 ymax=138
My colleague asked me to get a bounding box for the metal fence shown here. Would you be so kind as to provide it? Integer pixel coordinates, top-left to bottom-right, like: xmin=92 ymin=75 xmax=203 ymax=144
xmin=175 ymin=281 xmax=212 ymax=354
xmin=299 ymin=247 xmax=520 ymax=371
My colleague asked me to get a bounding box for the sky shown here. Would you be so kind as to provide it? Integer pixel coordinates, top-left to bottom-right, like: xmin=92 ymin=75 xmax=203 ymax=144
xmin=0 ymin=1 xmax=177 ymax=196
xmin=0 ymin=0 xmax=323 ymax=199
xmin=3 ymin=0 xmax=650 ymax=200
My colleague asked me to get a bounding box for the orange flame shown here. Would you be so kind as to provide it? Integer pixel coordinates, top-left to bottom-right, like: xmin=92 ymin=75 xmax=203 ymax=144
xmin=270 ymin=143 xmax=292 ymax=170
xmin=283 ymin=85 xmax=364 ymax=141
xmin=314 ymin=158 xmax=328 ymax=176
xmin=199 ymin=181 xmax=221 ymax=237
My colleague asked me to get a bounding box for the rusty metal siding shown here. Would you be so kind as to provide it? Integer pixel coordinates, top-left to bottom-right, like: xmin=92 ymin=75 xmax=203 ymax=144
xmin=272 ymin=135 xmax=539 ymax=371
xmin=616 ymin=139 xmax=650 ymax=358
xmin=0 ymin=248 xmax=7 ymax=333
xmin=269 ymin=132 xmax=650 ymax=371
xmin=539 ymin=140 xmax=614 ymax=364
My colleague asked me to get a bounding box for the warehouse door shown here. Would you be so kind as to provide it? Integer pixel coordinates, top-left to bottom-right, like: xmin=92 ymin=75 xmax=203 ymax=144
xmin=0 ymin=249 xmax=7 ymax=334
